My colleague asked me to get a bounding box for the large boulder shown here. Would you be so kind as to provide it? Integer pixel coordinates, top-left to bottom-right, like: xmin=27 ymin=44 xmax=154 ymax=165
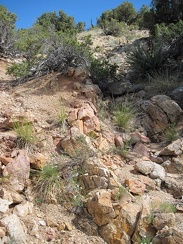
xmin=169 ymin=86 xmax=183 ymax=109
xmin=142 ymin=95 xmax=182 ymax=141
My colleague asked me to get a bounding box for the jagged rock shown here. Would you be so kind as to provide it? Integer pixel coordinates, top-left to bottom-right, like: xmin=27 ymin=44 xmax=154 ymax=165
xmin=159 ymin=139 xmax=183 ymax=156
xmin=0 ymin=155 xmax=12 ymax=165
xmin=164 ymin=176 xmax=183 ymax=198
xmin=5 ymin=150 xmax=30 ymax=192
xmin=114 ymin=135 xmax=124 ymax=147
xmin=130 ymin=131 xmax=151 ymax=144
xmin=132 ymin=196 xmax=157 ymax=242
xmin=135 ymin=161 xmax=166 ymax=181
xmin=0 ymin=188 xmax=24 ymax=203
xmin=0 ymin=214 xmax=27 ymax=244
xmin=125 ymin=179 xmax=146 ymax=195
xmin=162 ymin=156 xmax=183 ymax=173
xmin=60 ymin=126 xmax=95 ymax=157
xmin=139 ymin=175 xmax=156 ymax=191
xmin=100 ymin=201 xmax=141 ymax=243
xmin=169 ymin=86 xmax=183 ymax=109
xmin=143 ymin=95 xmax=182 ymax=141
xmin=29 ymin=152 xmax=47 ymax=170
xmin=133 ymin=142 xmax=149 ymax=157
xmin=87 ymin=190 xmax=116 ymax=226
xmin=153 ymin=213 xmax=175 ymax=230
xmin=13 ymin=201 xmax=33 ymax=217
xmin=152 ymin=213 xmax=183 ymax=244
xmin=67 ymin=102 xmax=100 ymax=135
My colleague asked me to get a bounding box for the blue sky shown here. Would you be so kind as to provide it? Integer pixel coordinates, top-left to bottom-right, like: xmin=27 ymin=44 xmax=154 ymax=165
xmin=1 ymin=0 xmax=152 ymax=29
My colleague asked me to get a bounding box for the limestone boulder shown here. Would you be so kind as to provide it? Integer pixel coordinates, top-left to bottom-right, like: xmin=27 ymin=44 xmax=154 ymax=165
xmin=13 ymin=201 xmax=33 ymax=217
xmin=135 ymin=161 xmax=166 ymax=181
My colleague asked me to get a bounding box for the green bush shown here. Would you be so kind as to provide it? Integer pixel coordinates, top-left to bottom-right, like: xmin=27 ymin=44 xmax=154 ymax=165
xmin=164 ymin=123 xmax=178 ymax=143
xmin=90 ymin=58 xmax=118 ymax=91
xmin=154 ymin=20 xmax=183 ymax=44
xmin=102 ymin=19 xmax=123 ymax=36
xmin=7 ymin=62 xmax=30 ymax=78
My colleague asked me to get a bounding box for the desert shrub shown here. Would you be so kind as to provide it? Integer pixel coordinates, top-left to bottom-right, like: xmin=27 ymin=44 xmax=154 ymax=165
xmin=127 ymin=43 xmax=167 ymax=80
xmin=7 ymin=62 xmax=30 ymax=78
xmin=111 ymin=98 xmax=137 ymax=130
xmin=145 ymin=71 xmax=181 ymax=97
xmin=102 ymin=19 xmax=123 ymax=36
xmin=90 ymin=58 xmax=118 ymax=92
xmin=164 ymin=123 xmax=178 ymax=143
xmin=159 ymin=201 xmax=177 ymax=213
xmin=154 ymin=20 xmax=183 ymax=44
xmin=13 ymin=120 xmax=36 ymax=148
xmin=0 ymin=5 xmax=17 ymax=56
xmin=8 ymin=29 xmax=90 ymax=80
xmin=97 ymin=2 xmax=137 ymax=26
xmin=33 ymin=164 xmax=64 ymax=203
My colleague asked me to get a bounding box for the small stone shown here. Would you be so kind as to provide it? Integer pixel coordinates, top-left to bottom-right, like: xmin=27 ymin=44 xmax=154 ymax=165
xmin=39 ymin=220 xmax=46 ymax=226
xmin=64 ymin=222 xmax=72 ymax=231
xmin=58 ymin=223 xmax=66 ymax=231
xmin=0 ymin=227 xmax=6 ymax=238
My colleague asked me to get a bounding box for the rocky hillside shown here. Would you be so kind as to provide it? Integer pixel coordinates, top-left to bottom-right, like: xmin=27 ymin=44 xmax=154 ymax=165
xmin=0 ymin=29 xmax=183 ymax=244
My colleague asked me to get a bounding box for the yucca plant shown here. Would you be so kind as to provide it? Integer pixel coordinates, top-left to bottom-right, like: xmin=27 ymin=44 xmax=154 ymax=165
xmin=127 ymin=43 xmax=166 ymax=80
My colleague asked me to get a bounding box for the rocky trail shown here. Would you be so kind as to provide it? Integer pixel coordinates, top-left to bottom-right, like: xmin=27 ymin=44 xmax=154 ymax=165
xmin=0 ymin=29 xmax=183 ymax=244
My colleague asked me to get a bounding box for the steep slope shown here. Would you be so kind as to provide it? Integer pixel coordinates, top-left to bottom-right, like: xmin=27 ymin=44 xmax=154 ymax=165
xmin=0 ymin=27 xmax=183 ymax=244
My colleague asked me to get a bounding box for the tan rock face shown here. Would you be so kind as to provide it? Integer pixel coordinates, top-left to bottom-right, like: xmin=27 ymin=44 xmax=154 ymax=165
xmin=100 ymin=201 xmax=141 ymax=243
xmin=87 ymin=190 xmax=116 ymax=226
